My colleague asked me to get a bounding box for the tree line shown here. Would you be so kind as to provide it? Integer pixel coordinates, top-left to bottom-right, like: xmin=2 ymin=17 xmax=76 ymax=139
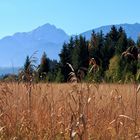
xmin=2 ymin=26 xmax=140 ymax=83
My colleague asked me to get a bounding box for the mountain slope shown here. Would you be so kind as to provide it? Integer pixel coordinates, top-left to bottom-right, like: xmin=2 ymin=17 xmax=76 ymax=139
xmin=0 ymin=23 xmax=140 ymax=69
xmin=0 ymin=23 xmax=69 ymax=67
xmin=81 ymin=23 xmax=140 ymax=41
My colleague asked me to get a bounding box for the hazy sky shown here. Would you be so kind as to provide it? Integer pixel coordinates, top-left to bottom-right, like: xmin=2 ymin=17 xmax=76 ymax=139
xmin=0 ymin=0 xmax=140 ymax=38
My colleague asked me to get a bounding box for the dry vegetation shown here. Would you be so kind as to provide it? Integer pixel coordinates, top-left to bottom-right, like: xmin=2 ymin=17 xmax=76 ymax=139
xmin=0 ymin=82 xmax=140 ymax=140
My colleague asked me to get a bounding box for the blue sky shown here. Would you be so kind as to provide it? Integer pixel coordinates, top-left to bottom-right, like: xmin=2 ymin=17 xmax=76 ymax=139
xmin=0 ymin=0 xmax=140 ymax=38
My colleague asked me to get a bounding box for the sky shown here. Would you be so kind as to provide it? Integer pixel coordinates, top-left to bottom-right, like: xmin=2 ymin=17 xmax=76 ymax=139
xmin=0 ymin=0 xmax=140 ymax=38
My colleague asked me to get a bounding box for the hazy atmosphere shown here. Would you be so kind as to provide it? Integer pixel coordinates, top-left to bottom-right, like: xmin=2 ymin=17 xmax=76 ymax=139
xmin=0 ymin=0 xmax=140 ymax=38
xmin=1 ymin=1 xmax=140 ymax=140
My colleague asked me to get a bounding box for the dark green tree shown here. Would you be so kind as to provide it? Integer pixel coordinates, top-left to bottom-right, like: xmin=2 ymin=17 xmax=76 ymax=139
xmin=137 ymin=35 xmax=140 ymax=53
xmin=105 ymin=25 xmax=119 ymax=56
xmin=71 ymin=35 xmax=89 ymax=77
xmin=89 ymin=31 xmax=103 ymax=65
xmin=71 ymin=36 xmax=80 ymax=71
xmin=19 ymin=55 xmax=34 ymax=82
xmin=109 ymin=25 xmax=119 ymax=43
xmin=127 ymin=38 xmax=135 ymax=47
xmin=38 ymin=52 xmax=49 ymax=80
xmin=115 ymin=27 xmax=128 ymax=54
xmin=59 ymin=43 xmax=71 ymax=81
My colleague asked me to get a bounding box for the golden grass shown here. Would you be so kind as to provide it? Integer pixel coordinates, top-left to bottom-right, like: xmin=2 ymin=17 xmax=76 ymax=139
xmin=0 ymin=82 xmax=140 ymax=140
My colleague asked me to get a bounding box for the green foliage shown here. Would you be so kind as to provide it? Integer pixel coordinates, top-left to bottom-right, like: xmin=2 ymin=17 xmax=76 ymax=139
xmin=59 ymin=35 xmax=89 ymax=82
xmin=124 ymin=72 xmax=135 ymax=83
xmin=55 ymin=69 xmax=64 ymax=82
xmin=19 ymin=55 xmax=35 ymax=82
xmin=115 ymin=27 xmax=128 ymax=55
xmin=136 ymin=69 xmax=140 ymax=81
xmin=105 ymin=55 xmax=121 ymax=82
xmin=24 ymin=56 xmax=34 ymax=74
xmin=38 ymin=52 xmax=50 ymax=81
xmin=16 ymin=25 xmax=140 ymax=83
xmin=87 ymin=68 xmax=103 ymax=83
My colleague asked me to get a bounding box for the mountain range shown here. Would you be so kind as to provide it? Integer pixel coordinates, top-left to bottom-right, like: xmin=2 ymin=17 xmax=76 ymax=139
xmin=0 ymin=23 xmax=140 ymax=74
xmin=81 ymin=23 xmax=140 ymax=41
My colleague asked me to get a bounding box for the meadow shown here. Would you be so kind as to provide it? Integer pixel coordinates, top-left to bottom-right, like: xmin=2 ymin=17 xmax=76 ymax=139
xmin=0 ymin=82 xmax=140 ymax=140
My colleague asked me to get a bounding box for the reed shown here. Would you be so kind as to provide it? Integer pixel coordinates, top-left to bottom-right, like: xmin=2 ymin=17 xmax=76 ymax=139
xmin=0 ymin=82 xmax=140 ymax=139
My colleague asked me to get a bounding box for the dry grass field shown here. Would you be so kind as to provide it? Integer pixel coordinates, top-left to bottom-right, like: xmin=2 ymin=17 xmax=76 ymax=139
xmin=0 ymin=82 xmax=140 ymax=140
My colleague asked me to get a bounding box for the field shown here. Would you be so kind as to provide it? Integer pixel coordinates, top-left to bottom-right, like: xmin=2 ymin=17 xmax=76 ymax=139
xmin=0 ymin=82 xmax=140 ymax=140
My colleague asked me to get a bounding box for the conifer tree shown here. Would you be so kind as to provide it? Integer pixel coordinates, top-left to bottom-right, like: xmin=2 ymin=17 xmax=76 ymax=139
xmin=59 ymin=43 xmax=71 ymax=81
xmin=137 ymin=35 xmax=140 ymax=52
xmin=116 ymin=27 xmax=128 ymax=55
xmin=71 ymin=36 xmax=80 ymax=71
xmin=20 ymin=55 xmax=34 ymax=82
xmin=38 ymin=52 xmax=49 ymax=80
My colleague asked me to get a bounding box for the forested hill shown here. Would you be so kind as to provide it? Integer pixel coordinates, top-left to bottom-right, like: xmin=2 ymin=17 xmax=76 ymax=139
xmin=0 ymin=23 xmax=140 ymax=67
xmin=58 ymin=25 xmax=140 ymax=83
xmin=81 ymin=23 xmax=140 ymax=41
xmin=1 ymin=25 xmax=140 ymax=83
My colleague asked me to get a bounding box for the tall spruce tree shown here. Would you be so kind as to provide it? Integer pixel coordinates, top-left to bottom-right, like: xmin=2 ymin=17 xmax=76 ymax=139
xmin=116 ymin=27 xmax=128 ymax=54
xmin=71 ymin=36 xmax=80 ymax=71
xmin=89 ymin=31 xmax=104 ymax=67
xmin=78 ymin=35 xmax=89 ymax=68
xmin=21 ymin=55 xmax=34 ymax=81
xmin=59 ymin=43 xmax=71 ymax=81
xmin=137 ymin=35 xmax=140 ymax=52
xmin=109 ymin=25 xmax=119 ymax=43
xmin=38 ymin=52 xmax=49 ymax=80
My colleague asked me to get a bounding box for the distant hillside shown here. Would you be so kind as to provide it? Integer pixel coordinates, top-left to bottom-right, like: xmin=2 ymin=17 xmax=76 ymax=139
xmin=81 ymin=23 xmax=140 ymax=41
xmin=0 ymin=67 xmax=19 ymax=75
xmin=0 ymin=22 xmax=140 ymax=70
xmin=0 ymin=23 xmax=69 ymax=67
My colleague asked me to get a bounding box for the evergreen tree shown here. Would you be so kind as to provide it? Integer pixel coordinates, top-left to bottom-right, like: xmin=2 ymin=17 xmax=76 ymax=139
xmin=20 ymin=55 xmax=34 ymax=82
xmin=71 ymin=36 xmax=80 ymax=71
xmin=105 ymin=25 xmax=119 ymax=55
xmin=68 ymin=37 xmax=74 ymax=63
xmin=44 ymin=59 xmax=58 ymax=82
xmin=89 ymin=31 xmax=101 ymax=65
xmin=137 ymin=35 xmax=140 ymax=53
xmin=59 ymin=43 xmax=71 ymax=81
xmin=116 ymin=27 xmax=128 ymax=54
xmin=71 ymin=36 xmax=89 ymax=72
xmin=127 ymin=38 xmax=135 ymax=47
xmin=109 ymin=25 xmax=119 ymax=43
xmin=103 ymin=34 xmax=114 ymax=70
xmin=120 ymin=45 xmax=138 ymax=82
xmin=38 ymin=52 xmax=49 ymax=80
xmin=78 ymin=35 xmax=89 ymax=68
xmin=24 ymin=56 xmax=32 ymax=72
xmin=58 ymin=26 xmax=138 ymax=83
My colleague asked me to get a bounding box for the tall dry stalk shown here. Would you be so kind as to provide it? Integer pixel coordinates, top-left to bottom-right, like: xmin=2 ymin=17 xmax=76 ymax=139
xmin=0 ymin=83 xmax=140 ymax=139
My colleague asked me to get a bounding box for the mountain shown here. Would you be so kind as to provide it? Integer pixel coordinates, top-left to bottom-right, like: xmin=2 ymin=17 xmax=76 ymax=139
xmin=0 ymin=23 xmax=140 ymax=74
xmin=0 ymin=67 xmax=19 ymax=75
xmin=81 ymin=23 xmax=140 ymax=41
xmin=0 ymin=23 xmax=69 ymax=67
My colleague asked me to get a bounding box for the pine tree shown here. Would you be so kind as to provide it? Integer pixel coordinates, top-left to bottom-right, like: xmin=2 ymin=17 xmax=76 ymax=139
xmin=109 ymin=25 xmax=119 ymax=43
xmin=116 ymin=27 xmax=128 ymax=54
xmin=38 ymin=52 xmax=49 ymax=80
xmin=71 ymin=36 xmax=80 ymax=71
xmin=106 ymin=25 xmax=119 ymax=55
xmin=89 ymin=31 xmax=104 ymax=69
xmin=20 ymin=55 xmax=34 ymax=81
xmin=127 ymin=38 xmax=135 ymax=47
xmin=78 ymin=35 xmax=89 ymax=68
xmin=59 ymin=43 xmax=71 ymax=81
xmin=137 ymin=35 xmax=140 ymax=52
